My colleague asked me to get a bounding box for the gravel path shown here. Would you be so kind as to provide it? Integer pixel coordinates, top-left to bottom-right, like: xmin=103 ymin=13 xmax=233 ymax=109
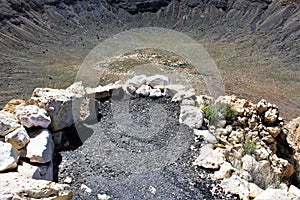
xmin=58 ymin=96 xmax=240 ymax=199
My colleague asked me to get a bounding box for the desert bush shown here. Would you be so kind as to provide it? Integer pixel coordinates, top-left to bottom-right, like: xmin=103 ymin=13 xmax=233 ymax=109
xmin=244 ymin=139 xmax=257 ymax=155
xmin=202 ymin=103 xmax=237 ymax=122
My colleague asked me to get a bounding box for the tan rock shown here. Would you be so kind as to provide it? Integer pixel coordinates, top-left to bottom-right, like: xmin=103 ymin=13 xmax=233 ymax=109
xmin=3 ymin=99 xmax=26 ymax=113
xmin=249 ymin=183 xmax=263 ymax=198
xmin=16 ymin=105 xmax=51 ymax=128
xmin=5 ymin=126 xmax=30 ymax=150
xmin=214 ymin=161 xmax=234 ymax=180
xmin=193 ymin=147 xmax=225 ymax=170
xmin=18 ymin=161 xmax=53 ymax=181
xmin=0 ymin=172 xmax=72 ymax=199
xmin=0 ymin=116 xmax=21 ymax=136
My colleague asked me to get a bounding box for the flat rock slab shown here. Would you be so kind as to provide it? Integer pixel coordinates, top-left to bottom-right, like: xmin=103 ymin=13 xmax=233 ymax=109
xmin=58 ymin=96 xmax=238 ymax=199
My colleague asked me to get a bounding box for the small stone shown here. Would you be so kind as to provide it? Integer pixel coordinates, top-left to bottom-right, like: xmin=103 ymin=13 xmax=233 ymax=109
xmin=81 ymin=184 xmax=92 ymax=193
xmin=125 ymin=75 xmax=147 ymax=89
xmin=193 ymin=147 xmax=225 ymax=170
xmin=242 ymin=155 xmax=258 ymax=172
xmin=3 ymin=99 xmax=26 ymax=113
xmin=220 ymin=175 xmax=250 ymax=199
xmin=97 ymin=193 xmax=111 ymax=200
xmin=194 ymin=129 xmax=217 ymax=144
xmin=179 ymin=106 xmax=203 ymax=129
xmin=254 ymin=188 xmax=290 ymax=200
xmin=288 ymin=185 xmax=300 ymax=199
xmin=0 ymin=142 xmax=19 ymax=172
xmin=64 ymin=176 xmax=72 ymax=184
xmin=146 ymin=74 xmax=169 ymax=87
xmin=257 ymin=99 xmax=268 ymax=115
xmin=164 ymin=84 xmax=186 ymax=98
xmin=5 ymin=126 xmax=30 ymax=150
xmin=264 ymin=108 xmax=279 ymax=125
xmin=149 ymin=88 xmax=162 ymax=98
xmin=266 ymin=126 xmax=281 ymax=138
xmin=172 ymin=89 xmax=196 ymax=102
xmin=18 ymin=161 xmax=53 ymax=181
xmin=149 ymin=185 xmax=157 ymax=195
xmin=214 ymin=161 xmax=234 ymax=180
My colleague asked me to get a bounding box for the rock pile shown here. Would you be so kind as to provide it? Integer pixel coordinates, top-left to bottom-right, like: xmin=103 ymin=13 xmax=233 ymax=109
xmin=193 ymin=95 xmax=300 ymax=199
xmin=0 ymin=74 xmax=299 ymax=199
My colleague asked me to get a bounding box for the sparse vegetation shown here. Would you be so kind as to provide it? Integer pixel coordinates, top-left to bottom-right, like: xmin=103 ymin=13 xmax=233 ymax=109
xmin=202 ymin=103 xmax=237 ymax=123
xmin=244 ymin=139 xmax=257 ymax=155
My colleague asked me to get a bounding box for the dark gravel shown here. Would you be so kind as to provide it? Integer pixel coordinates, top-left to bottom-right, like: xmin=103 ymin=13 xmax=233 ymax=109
xmin=58 ymin=95 xmax=240 ymax=200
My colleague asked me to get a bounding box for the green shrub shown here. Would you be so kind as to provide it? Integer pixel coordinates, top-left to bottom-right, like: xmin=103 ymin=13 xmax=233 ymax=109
xmin=202 ymin=103 xmax=237 ymax=122
xmin=244 ymin=139 xmax=257 ymax=155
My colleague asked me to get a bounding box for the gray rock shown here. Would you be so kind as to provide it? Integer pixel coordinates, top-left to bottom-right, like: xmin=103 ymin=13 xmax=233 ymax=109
xmin=254 ymin=188 xmax=290 ymax=200
xmin=66 ymin=81 xmax=86 ymax=96
xmin=242 ymin=155 xmax=258 ymax=172
xmin=86 ymin=84 xmax=123 ymax=100
xmin=194 ymin=129 xmax=217 ymax=144
xmin=18 ymin=161 xmax=53 ymax=181
xmin=214 ymin=161 xmax=234 ymax=180
xmin=5 ymin=126 xmax=30 ymax=150
xmin=16 ymin=105 xmax=51 ymax=128
xmin=264 ymin=108 xmax=279 ymax=125
xmin=179 ymin=105 xmax=203 ymax=129
xmin=0 ymin=116 xmax=20 ymax=136
xmin=193 ymin=147 xmax=225 ymax=170
xmin=26 ymin=129 xmax=54 ymax=163
xmin=220 ymin=175 xmax=250 ymax=200
xmin=172 ymin=88 xmax=196 ymax=102
xmin=164 ymin=84 xmax=186 ymax=98
xmin=146 ymin=74 xmax=169 ymax=87
xmin=149 ymin=88 xmax=163 ymax=98
xmin=125 ymin=75 xmax=147 ymax=89
xmin=31 ymin=88 xmax=83 ymax=131
xmin=0 ymin=142 xmax=19 ymax=172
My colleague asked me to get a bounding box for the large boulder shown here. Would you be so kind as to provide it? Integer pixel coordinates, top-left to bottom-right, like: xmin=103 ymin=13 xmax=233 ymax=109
xmin=30 ymin=88 xmax=83 ymax=131
xmin=146 ymin=74 xmax=169 ymax=87
xmin=0 ymin=116 xmax=21 ymax=136
xmin=16 ymin=105 xmax=51 ymax=128
xmin=18 ymin=162 xmax=53 ymax=181
xmin=26 ymin=129 xmax=54 ymax=163
xmin=5 ymin=126 xmax=30 ymax=150
xmin=0 ymin=142 xmax=19 ymax=172
xmin=0 ymin=172 xmax=72 ymax=199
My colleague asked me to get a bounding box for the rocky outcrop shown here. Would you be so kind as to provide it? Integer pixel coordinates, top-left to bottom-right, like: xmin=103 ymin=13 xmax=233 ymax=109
xmin=16 ymin=105 xmax=51 ymax=128
xmin=0 ymin=142 xmax=19 ymax=172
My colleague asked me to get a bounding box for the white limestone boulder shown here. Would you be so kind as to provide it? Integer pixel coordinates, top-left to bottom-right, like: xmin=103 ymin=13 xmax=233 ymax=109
xmin=26 ymin=129 xmax=54 ymax=163
xmin=16 ymin=105 xmax=51 ymax=128
xmin=5 ymin=126 xmax=30 ymax=150
xmin=30 ymin=88 xmax=83 ymax=131
xmin=146 ymin=74 xmax=169 ymax=87
xmin=0 ymin=142 xmax=19 ymax=172
xmin=0 ymin=116 xmax=20 ymax=136
xmin=179 ymin=105 xmax=203 ymax=129
xmin=149 ymin=88 xmax=163 ymax=98
xmin=193 ymin=147 xmax=225 ymax=170
xmin=18 ymin=162 xmax=53 ymax=181
xmin=136 ymin=85 xmax=151 ymax=97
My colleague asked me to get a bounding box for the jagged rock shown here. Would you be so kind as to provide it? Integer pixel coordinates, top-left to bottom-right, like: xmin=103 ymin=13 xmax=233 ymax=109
xmin=97 ymin=194 xmax=111 ymax=200
xmin=196 ymin=95 xmax=214 ymax=108
xmin=288 ymin=185 xmax=300 ymax=199
xmin=146 ymin=74 xmax=169 ymax=87
xmin=16 ymin=105 xmax=51 ymax=128
xmin=30 ymin=88 xmax=83 ymax=131
xmin=26 ymin=129 xmax=54 ymax=163
xmin=172 ymin=88 xmax=196 ymax=102
xmin=79 ymin=98 xmax=99 ymax=122
xmin=0 ymin=110 xmax=16 ymax=120
xmin=254 ymin=188 xmax=290 ymax=200
xmin=164 ymin=84 xmax=186 ymax=98
xmin=135 ymin=84 xmax=151 ymax=96
xmin=81 ymin=184 xmax=92 ymax=193
xmin=193 ymin=147 xmax=225 ymax=170
xmin=249 ymin=183 xmax=263 ymax=199
xmin=220 ymin=175 xmax=250 ymax=199
xmin=215 ymin=95 xmax=233 ymax=105
xmin=0 ymin=116 xmax=21 ymax=136
xmin=66 ymin=81 xmax=86 ymax=96
xmin=270 ymin=154 xmax=295 ymax=179
xmin=0 ymin=142 xmax=19 ymax=172
xmin=264 ymin=108 xmax=279 ymax=125
xmin=86 ymin=84 xmax=123 ymax=100
xmin=18 ymin=161 xmax=53 ymax=181
xmin=266 ymin=126 xmax=281 ymax=138
xmin=194 ymin=129 xmax=217 ymax=144
xmin=3 ymin=99 xmax=26 ymax=113
xmin=179 ymin=105 xmax=203 ymax=129
xmin=254 ymin=147 xmax=271 ymax=161
xmin=5 ymin=126 xmax=30 ymax=150
xmin=214 ymin=161 xmax=234 ymax=180
xmin=228 ymin=130 xmax=244 ymax=144
xmin=257 ymin=99 xmax=268 ymax=115
xmin=0 ymin=172 xmax=72 ymax=199
xmin=149 ymin=88 xmax=163 ymax=98
xmin=242 ymin=155 xmax=258 ymax=172
xmin=181 ymin=98 xmax=196 ymax=106
xmin=125 ymin=75 xmax=147 ymax=89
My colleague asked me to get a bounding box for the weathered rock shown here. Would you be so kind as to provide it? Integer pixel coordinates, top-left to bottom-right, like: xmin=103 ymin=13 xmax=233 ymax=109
xmin=86 ymin=84 xmax=123 ymax=100
xmin=266 ymin=126 xmax=281 ymax=138
xmin=257 ymin=99 xmax=268 ymax=115
xmin=0 ymin=142 xmax=19 ymax=172
xmin=18 ymin=161 xmax=53 ymax=181
xmin=26 ymin=129 xmax=54 ymax=163
xmin=249 ymin=183 xmax=263 ymax=199
xmin=135 ymin=84 xmax=151 ymax=96
xmin=97 ymin=193 xmax=111 ymax=200
xmin=288 ymin=185 xmax=300 ymax=199
xmin=220 ymin=175 xmax=250 ymax=199
xmin=242 ymin=155 xmax=258 ymax=172
xmin=0 ymin=116 xmax=21 ymax=136
xmin=270 ymin=154 xmax=295 ymax=179
xmin=81 ymin=184 xmax=92 ymax=193
xmin=196 ymin=95 xmax=214 ymax=108
xmin=193 ymin=147 xmax=225 ymax=170
xmin=16 ymin=105 xmax=51 ymax=128
xmin=164 ymin=84 xmax=186 ymax=98
xmin=30 ymin=88 xmax=83 ymax=131
xmin=254 ymin=188 xmax=290 ymax=200
xmin=149 ymin=88 xmax=163 ymax=98
xmin=5 ymin=126 xmax=30 ymax=150
xmin=146 ymin=74 xmax=169 ymax=87
xmin=3 ymin=99 xmax=26 ymax=113
xmin=0 ymin=110 xmax=16 ymax=120
xmin=254 ymin=147 xmax=271 ymax=161
xmin=0 ymin=172 xmax=72 ymax=199
xmin=264 ymin=108 xmax=279 ymax=125
xmin=79 ymin=98 xmax=99 ymax=122
xmin=125 ymin=75 xmax=147 ymax=89
xmin=214 ymin=161 xmax=234 ymax=180
xmin=194 ymin=129 xmax=217 ymax=144
xmin=179 ymin=105 xmax=203 ymax=129
xmin=172 ymin=88 xmax=196 ymax=102
xmin=181 ymin=98 xmax=196 ymax=106
xmin=66 ymin=81 xmax=86 ymax=96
